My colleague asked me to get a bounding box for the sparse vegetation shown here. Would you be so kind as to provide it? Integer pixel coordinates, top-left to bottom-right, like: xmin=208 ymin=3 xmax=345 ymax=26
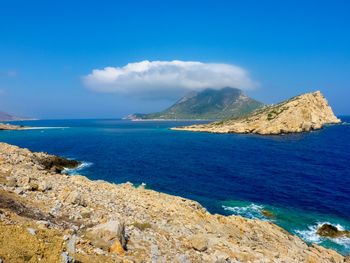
xmin=266 ymin=106 xmax=289 ymax=121
xmin=213 ymin=121 xmax=224 ymax=126
xmin=133 ymin=87 xmax=264 ymax=120
xmin=132 ymin=222 xmax=151 ymax=231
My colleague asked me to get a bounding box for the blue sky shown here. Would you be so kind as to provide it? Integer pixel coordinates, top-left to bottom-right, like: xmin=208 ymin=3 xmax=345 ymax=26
xmin=0 ymin=0 xmax=349 ymax=118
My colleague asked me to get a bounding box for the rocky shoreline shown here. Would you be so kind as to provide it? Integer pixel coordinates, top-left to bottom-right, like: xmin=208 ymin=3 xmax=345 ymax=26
xmin=0 ymin=142 xmax=348 ymax=262
xmin=171 ymin=91 xmax=341 ymax=135
xmin=0 ymin=123 xmax=29 ymax=130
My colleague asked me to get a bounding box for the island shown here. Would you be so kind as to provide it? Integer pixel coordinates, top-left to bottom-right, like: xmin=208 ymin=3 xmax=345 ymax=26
xmin=171 ymin=91 xmax=341 ymax=135
xmin=0 ymin=142 xmax=346 ymax=262
xmin=0 ymin=111 xmax=35 ymax=122
xmin=125 ymin=87 xmax=264 ymax=120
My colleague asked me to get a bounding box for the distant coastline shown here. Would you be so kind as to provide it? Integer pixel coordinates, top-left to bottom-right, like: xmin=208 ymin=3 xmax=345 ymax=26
xmin=0 ymin=123 xmax=68 ymax=131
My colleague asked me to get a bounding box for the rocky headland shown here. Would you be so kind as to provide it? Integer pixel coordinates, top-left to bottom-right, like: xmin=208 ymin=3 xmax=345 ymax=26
xmin=0 ymin=123 xmax=29 ymax=131
xmin=0 ymin=142 xmax=348 ymax=262
xmin=171 ymin=91 xmax=341 ymax=135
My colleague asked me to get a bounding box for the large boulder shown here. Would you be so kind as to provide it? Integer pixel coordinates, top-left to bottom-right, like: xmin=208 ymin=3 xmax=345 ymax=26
xmin=85 ymin=221 xmax=126 ymax=252
xmin=35 ymin=155 xmax=81 ymax=173
xmin=58 ymin=189 xmax=86 ymax=206
xmin=316 ymin=224 xmax=350 ymax=238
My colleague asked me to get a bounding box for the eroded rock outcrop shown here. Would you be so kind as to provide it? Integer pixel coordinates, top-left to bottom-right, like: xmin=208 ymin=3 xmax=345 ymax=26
xmin=317 ymin=224 xmax=350 ymax=239
xmin=0 ymin=142 xmax=347 ymax=262
xmin=172 ymin=91 xmax=341 ymax=135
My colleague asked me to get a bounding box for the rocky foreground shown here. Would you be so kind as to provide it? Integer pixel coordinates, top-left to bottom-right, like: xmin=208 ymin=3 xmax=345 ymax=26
xmin=171 ymin=91 xmax=341 ymax=135
xmin=0 ymin=143 xmax=348 ymax=262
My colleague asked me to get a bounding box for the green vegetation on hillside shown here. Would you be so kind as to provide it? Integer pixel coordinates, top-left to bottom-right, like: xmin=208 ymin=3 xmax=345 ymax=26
xmin=132 ymin=87 xmax=264 ymax=120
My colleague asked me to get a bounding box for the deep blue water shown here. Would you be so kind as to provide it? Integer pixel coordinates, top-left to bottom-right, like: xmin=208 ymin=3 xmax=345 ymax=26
xmin=2 ymin=118 xmax=350 ymax=255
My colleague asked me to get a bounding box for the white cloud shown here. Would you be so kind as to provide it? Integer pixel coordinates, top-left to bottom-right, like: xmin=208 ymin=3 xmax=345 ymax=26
xmin=82 ymin=60 xmax=258 ymax=99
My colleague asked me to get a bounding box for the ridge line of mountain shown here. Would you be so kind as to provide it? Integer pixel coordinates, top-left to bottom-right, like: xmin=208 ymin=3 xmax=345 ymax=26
xmin=125 ymin=87 xmax=264 ymax=121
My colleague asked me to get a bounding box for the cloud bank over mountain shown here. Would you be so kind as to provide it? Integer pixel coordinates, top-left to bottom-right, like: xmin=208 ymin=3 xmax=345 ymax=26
xmin=82 ymin=60 xmax=258 ymax=99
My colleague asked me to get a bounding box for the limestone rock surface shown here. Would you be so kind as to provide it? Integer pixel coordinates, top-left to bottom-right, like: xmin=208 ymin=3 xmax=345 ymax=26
xmin=0 ymin=142 xmax=347 ymax=262
xmin=172 ymin=91 xmax=341 ymax=135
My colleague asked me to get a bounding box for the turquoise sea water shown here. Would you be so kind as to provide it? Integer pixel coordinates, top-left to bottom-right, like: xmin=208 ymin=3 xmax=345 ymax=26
xmin=2 ymin=118 xmax=350 ymax=255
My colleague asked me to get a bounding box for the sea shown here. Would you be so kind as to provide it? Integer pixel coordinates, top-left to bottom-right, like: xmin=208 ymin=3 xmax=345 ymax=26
xmin=1 ymin=117 xmax=350 ymax=255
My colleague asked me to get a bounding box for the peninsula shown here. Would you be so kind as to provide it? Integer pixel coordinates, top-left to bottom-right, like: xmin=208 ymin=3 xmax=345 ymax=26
xmin=171 ymin=91 xmax=341 ymax=135
xmin=0 ymin=143 xmax=347 ymax=262
xmin=0 ymin=123 xmax=29 ymax=130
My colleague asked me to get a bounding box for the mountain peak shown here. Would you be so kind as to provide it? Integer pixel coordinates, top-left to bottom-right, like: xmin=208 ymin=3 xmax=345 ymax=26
xmin=127 ymin=87 xmax=264 ymax=120
xmin=0 ymin=111 xmax=35 ymax=122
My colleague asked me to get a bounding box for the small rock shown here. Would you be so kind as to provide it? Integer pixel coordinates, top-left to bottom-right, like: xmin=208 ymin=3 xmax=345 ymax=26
xmin=80 ymin=208 xmax=91 ymax=218
xmin=123 ymin=258 xmax=135 ymax=263
xmin=173 ymin=255 xmax=190 ymax=263
xmin=213 ymin=251 xmax=230 ymax=262
xmin=189 ymin=236 xmax=208 ymax=252
xmin=14 ymin=187 xmax=23 ymax=195
xmin=109 ymin=238 xmax=124 ymax=255
xmin=93 ymin=247 xmax=105 ymax=255
xmin=51 ymin=166 xmax=62 ymax=173
xmin=27 ymin=227 xmax=36 ymax=235
xmin=29 ymin=182 xmax=39 ymax=191
xmin=61 ymin=251 xmax=74 ymax=263
xmin=262 ymin=209 xmax=275 ymax=218
xmin=150 ymin=243 xmax=161 ymax=262
xmin=38 ymin=181 xmax=51 ymax=192
xmin=36 ymin=220 xmax=50 ymax=229
xmin=67 ymin=235 xmax=76 ymax=255
xmin=6 ymin=177 xmax=17 ymax=187
xmin=66 ymin=192 xmax=86 ymax=206
xmin=64 ymin=229 xmax=73 ymax=235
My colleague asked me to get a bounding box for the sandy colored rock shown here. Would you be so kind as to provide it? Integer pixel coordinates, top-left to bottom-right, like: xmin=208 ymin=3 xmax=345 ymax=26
xmin=110 ymin=238 xmax=124 ymax=255
xmin=0 ymin=123 xmax=29 ymax=130
xmin=172 ymin=91 xmax=341 ymax=135
xmin=189 ymin=236 xmax=208 ymax=252
xmin=85 ymin=221 xmax=126 ymax=251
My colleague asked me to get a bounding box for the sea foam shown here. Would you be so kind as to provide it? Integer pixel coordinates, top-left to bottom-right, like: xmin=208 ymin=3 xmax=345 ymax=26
xmin=64 ymin=161 xmax=93 ymax=175
xmin=222 ymin=203 xmax=269 ymax=221
xmin=295 ymin=222 xmax=350 ymax=248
